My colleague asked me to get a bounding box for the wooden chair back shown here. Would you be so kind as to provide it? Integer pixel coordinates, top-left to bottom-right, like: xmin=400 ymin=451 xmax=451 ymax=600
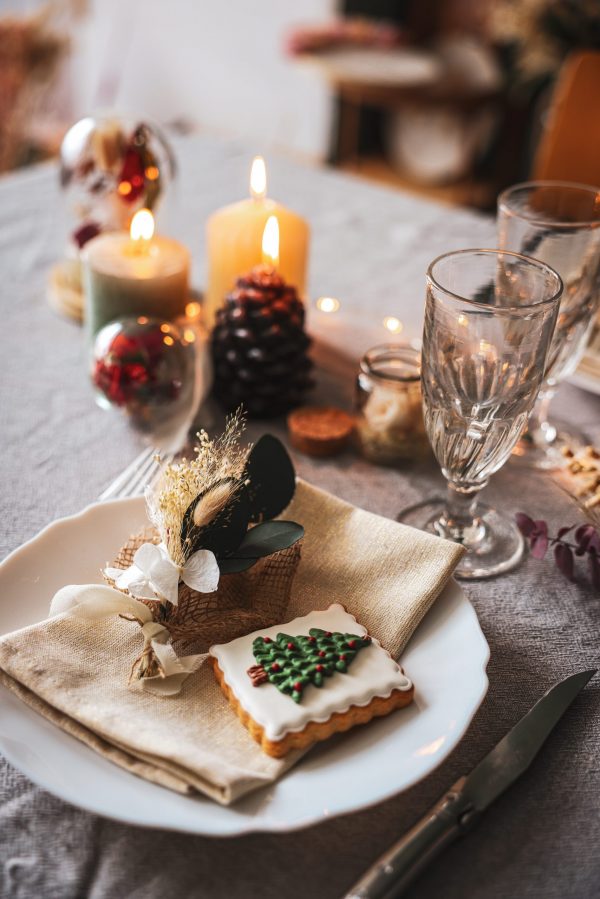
xmin=534 ymin=51 xmax=600 ymax=187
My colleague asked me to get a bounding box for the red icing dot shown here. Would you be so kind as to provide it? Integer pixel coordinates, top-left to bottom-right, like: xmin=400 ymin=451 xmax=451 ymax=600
xmin=348 ymin=640 xmax=356 ymax=649
xmin=270 ymin=663 xmax=280 ymax=672
xmin=263 ymin=637 xmax=272 ymax=644
xmin=293 ymin=681 xmax=302 ymax=691
xmin=287 ymin=642 xmax=296 ymax=651
xmin=315 ymin=664 xmax=324 ymax=672
xmin=325 ymin=631 xmax=332 ymax=637
xmin=339 ymin=654 xmax=347 ymax=661
xmin=308 ymin=636 xmax=316 ymax=644
xmin=318 ymin=650 xmax=326 ymax=658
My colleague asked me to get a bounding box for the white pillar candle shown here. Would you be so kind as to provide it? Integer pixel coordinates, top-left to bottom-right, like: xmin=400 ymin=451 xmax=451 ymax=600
xmin=205 ymin=156 xmax=309 ymax=326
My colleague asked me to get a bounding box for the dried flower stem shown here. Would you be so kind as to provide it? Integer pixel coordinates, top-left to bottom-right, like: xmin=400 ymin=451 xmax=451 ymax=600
xmin=516 ymin=513 xmax=600 ymax=591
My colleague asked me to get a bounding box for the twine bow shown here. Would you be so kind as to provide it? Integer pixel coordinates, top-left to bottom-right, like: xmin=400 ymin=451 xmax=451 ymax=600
xmin=50 ymin=584 xmax=204 ymax=696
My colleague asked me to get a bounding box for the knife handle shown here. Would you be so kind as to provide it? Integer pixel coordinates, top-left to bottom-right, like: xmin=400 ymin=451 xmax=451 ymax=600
xmin=343 ymin=778 xmax=479 ymax=899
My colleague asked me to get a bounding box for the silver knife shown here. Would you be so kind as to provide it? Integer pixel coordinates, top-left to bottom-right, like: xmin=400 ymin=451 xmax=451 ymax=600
xmin=344 ymin=669 xmax=596 ymax=899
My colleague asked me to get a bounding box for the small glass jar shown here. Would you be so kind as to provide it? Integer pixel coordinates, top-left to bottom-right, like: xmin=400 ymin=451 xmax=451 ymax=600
xmin=355 ymin=344 xmax=429 ymax=464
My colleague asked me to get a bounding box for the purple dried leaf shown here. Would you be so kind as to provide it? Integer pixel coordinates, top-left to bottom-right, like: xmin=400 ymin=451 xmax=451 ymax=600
xmin=554 ymin=543 xmax=575 ymax=582
xmin=557 ymin=525 xmax=574 ymax=540
xmin=588 ymin=530 xmax=600 ymax=554
xmin=576 ymin=526 xmax=600 ymax=556
xmin=515 ymin=513 xmax=536 ymax=537
xmin=531 ymin=531 xmax=549 ymax=560
xmin=533 ymin=520 xmax=548 ymax=537
xmin=575 ymin=524 xmax=595 ymax=550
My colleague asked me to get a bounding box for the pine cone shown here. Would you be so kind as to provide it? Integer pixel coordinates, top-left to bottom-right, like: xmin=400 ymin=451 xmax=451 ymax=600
xmin=211 ymin=266 xmax=314 ymax=417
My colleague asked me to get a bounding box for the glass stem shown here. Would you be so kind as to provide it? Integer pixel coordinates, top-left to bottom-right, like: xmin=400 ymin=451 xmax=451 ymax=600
xmin=526 ymin=385 xmax=557 ymax=447
xmin=437 ymin=481 xmax=486 ymax=547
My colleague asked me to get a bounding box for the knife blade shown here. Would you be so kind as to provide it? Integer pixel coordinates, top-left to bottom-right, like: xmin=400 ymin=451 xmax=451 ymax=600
xmin=343 ymin=669 xmax=596 ymax=899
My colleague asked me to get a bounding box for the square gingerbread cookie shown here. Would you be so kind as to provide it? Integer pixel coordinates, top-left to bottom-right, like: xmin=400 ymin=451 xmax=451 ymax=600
xmin=210 ymin=603 xmax=414 ymax=757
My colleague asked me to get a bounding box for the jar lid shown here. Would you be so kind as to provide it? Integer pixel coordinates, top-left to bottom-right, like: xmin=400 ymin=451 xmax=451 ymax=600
xmin=360 ymin=344 xmax=420 ymax=383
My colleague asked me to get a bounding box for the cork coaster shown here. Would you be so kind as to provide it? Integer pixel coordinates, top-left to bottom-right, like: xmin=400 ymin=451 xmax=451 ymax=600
xmin=287 ymin=406 xmax=354 ymax=457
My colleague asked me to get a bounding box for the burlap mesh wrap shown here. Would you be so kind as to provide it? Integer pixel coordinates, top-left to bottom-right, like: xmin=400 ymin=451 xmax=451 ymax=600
xmin=104 ymin=528 xmax=302 ymax=650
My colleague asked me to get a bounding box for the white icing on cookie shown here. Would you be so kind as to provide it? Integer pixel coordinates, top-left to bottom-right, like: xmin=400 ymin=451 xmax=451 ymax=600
xmin=210 ymin=604 xmax=412 ymax=742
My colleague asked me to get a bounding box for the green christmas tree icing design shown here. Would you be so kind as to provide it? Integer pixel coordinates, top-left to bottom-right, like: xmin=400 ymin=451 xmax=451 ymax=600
xmin=247 ymin=628 xmax=372 ymax=703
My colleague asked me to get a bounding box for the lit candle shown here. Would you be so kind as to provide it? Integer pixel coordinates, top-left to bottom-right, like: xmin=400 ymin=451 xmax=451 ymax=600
xmin=83 ymin=209 xmax=190 ymax=336
xmin=211 ymin=215 xmax=314 ymax=417
xmin=205 ymin=156 xmax=309 ymax=324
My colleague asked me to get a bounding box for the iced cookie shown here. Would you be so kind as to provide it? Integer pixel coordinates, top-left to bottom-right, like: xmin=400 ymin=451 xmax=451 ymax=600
xmin=210 ymin=603 xmax=414 ymax=757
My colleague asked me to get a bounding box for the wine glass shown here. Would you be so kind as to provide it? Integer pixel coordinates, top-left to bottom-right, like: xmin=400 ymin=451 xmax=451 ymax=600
xmin=400 ymin=249 xmax=562 ymax=579
xmin=498 ymin=181 xmax=600 ymax=469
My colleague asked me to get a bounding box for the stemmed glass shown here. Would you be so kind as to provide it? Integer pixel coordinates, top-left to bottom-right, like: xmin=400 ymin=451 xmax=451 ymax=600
xmin=498 ymin=182 xmax=600 ymax=469
xmin=400 ymin=249 xmax=562 ymax=579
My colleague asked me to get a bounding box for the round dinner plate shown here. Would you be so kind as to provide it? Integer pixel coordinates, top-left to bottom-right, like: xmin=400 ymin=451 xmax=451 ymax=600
xmin=0 ymin=497 xmax=489 ymax=835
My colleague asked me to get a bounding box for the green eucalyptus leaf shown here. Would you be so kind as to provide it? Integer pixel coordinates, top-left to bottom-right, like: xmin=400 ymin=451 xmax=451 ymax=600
xmin=181 ymin=481 xmax=251 ymax=560
xmin=233 ymin=520 xmax=304 ymax=559
xmin=218 ymin=556 xmax=258 ymax=575
xmin=244 ymin=434 xmax=296 ymax=523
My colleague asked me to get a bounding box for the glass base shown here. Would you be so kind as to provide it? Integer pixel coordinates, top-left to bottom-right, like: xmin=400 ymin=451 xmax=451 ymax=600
xmin=511 ymin=419 xmax=589 ymax=471
xmin=398 ymin=498 xmax=524 ymax=580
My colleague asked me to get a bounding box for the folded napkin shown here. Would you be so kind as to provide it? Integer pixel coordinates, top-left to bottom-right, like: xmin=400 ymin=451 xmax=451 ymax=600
xmin=0 ymin=480 xmax=463 ymax=805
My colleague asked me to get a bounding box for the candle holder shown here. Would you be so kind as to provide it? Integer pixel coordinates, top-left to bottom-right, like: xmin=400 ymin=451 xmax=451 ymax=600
xmin=355 ymin=344 xmax=428 ymax=465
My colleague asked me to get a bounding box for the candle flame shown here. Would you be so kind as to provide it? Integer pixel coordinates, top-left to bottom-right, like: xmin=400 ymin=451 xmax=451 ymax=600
xmin=262 ymin=215 xmax=279 ymax=268
xmin=250 ymin=156 xmax=267 ymax=200
xmin=130 ymin=208 xmax=155 ymax=242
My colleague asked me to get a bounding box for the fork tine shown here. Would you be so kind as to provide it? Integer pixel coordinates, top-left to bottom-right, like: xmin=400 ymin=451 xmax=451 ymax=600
xmin=98 ymin=447 xmax=177 ymax=502
xmin=98 ymin=446 xmax=155 ymax=502
xmin=125 ymin=451 xmax=175 ymax=498
xmin=118 ymin=451 xmax=161 ymax=499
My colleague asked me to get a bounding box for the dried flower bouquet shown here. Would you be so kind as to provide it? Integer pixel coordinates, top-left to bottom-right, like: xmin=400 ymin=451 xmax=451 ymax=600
xmin=103 ymin=413 xmax=304 ymax=681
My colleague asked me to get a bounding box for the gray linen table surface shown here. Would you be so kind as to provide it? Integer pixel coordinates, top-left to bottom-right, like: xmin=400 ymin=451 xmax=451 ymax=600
xmin=1 ymin=135 xmax=599 ymax=899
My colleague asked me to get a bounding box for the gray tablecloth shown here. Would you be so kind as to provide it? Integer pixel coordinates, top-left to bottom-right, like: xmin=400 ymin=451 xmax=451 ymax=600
xmin=1 ymin=135 xmax=599 ymax=899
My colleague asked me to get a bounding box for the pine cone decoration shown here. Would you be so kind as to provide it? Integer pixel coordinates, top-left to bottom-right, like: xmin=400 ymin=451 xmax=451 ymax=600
xmin=211 ymin=266 xmax=314 ymax=417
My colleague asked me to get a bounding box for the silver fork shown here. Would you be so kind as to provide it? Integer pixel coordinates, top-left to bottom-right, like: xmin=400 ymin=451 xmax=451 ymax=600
xmin=98 ymin=446 xmax=174 ymax=501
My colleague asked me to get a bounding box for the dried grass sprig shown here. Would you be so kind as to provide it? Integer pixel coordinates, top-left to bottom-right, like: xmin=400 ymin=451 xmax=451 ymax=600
xmin=146 ymin=410 xmax=250 ymax=566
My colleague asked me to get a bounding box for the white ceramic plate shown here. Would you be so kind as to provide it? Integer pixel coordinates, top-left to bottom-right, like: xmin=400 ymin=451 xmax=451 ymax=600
xmin=0 ymin=498 xmax=489 ymax=835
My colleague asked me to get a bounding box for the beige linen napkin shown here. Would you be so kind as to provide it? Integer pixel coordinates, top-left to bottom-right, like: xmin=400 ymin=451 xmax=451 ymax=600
xmin=0 ymin=479 xmax=463 ymax=805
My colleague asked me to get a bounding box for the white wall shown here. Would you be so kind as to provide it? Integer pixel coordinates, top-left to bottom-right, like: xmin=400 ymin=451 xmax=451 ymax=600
xmin=71 ymin=0 xmax=336 ymax=162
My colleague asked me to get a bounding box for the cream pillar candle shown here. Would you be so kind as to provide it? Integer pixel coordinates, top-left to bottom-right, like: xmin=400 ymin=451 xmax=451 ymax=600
xmin=83 ymin=210 xmax=190 ymax=337
xmin=205 ymin=156 xmax=309 ymax=325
